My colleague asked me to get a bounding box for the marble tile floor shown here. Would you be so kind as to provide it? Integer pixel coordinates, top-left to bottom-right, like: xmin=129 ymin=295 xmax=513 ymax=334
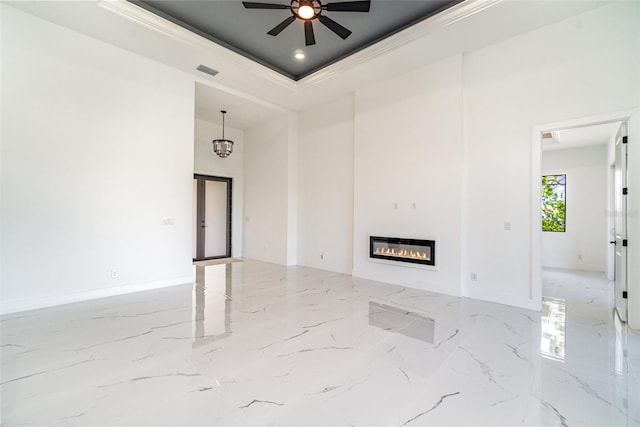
xmin=1 ymin=261 xmax=638 ymax=426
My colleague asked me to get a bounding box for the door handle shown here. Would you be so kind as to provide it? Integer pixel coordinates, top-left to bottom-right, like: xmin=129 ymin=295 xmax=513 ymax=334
xmin=610 ymin=241 xmax=616 ymax=244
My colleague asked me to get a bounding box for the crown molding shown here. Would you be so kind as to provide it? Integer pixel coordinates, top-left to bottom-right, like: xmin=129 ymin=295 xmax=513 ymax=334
xmin=98 ymin=0 xmax=299 ymax=90
xmin=100 ymin=0 xmax=503 ymax=92
xmin=296 ymin=0 xmax=503 ymax=88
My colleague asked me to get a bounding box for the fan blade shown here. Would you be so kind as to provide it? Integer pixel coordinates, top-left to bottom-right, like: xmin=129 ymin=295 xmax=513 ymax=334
xmin=318 ymin=15 xmax=352 ymax=39
xmin=242 ymin=2 xmax=289 ymax=9
xmin=325 ymin=1 xmax=370 ymax=12
xmin=304 ymin=21 xmax=316 ymax=46
xmin=267 ymin=16 xmax=297 ymax=36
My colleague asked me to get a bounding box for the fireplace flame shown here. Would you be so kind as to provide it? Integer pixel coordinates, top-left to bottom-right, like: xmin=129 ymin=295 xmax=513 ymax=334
xmin=374 ymin=247 xmax=429 ymax=260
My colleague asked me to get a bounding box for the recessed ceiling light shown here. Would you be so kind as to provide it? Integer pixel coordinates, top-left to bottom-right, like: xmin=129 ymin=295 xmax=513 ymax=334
xmin=294 ymin=50 xmax=305 ymax=60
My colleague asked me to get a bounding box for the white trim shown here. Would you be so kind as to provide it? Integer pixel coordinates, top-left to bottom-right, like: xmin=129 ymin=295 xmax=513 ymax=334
xmin=100 ymin=0 xmax=503 ymax=89
xmin=297 ymin=0 xmax=503 ymax=88
xmin=368 ymin=257 xmax=439 ymax=272
xmin=351 ymin=269 xmax=461 ymax=298
xmin=464 ymin=287 xmax=541 ymax=311
xmin=98 ymin=0 xmax=298 ymax=90
xmin=530 ymin=125 xmax=543 ymax=305
xmin=530 ymin=109 xmax=638 ymax=315
xmin=0 ymin=276 xmax=193 ymax=315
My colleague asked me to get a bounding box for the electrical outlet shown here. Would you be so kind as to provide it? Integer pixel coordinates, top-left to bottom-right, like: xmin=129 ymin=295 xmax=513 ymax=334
xmin=578 ymin=254 xmax=583 ymax=260
xmin=504 ymin=221 xmax=511 ymax=231
xmin=470 ymin=272 xmax=478 ymax=282
xmin=111 ymin=270 xmax=118 ymax=278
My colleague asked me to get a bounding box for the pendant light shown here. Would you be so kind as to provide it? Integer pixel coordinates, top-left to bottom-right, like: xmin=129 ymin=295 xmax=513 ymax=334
xmin=212 ymin=110 xmax=234 ymax=158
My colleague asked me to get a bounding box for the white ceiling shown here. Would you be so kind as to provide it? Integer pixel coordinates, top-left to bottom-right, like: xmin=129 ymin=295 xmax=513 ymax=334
xmin=542 ymin=122 xmax=621 ymax=151
xmin=7 ymin=0 xmax=613 ymax=128
xmin=194 ymin=82 xmax=288 ymax=129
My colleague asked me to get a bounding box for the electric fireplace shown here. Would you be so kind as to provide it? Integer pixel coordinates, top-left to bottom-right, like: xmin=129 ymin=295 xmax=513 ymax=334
xmin=369 ymin=236 xmax=435 ymax=266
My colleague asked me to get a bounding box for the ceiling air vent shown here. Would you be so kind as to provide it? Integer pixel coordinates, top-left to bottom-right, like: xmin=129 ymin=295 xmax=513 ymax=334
xmin=197 ymin=65 xmax=219 ymax=77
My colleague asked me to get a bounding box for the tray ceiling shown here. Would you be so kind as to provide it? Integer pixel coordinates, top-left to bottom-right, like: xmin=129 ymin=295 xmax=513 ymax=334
xmin=131 ymin=0 xmax=461 ymax=81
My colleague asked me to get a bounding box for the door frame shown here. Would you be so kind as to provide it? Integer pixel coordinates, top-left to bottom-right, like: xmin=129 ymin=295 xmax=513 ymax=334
xmin=608 ymin=163 xmax=616 ymax=282
xmin=193 ymin=174 xmax=233 ymax=261
xmin=530 ymin=109 xmax=637 ymax=310
xmin=613 ymin=125 xmax=628 ymax=322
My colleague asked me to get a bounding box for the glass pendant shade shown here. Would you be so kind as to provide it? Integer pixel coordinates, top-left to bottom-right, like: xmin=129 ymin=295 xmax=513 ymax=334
xmin=212 ymin=110 xmax=234 ymax=158
xmin=212 ymin=138 xmax=234 ymax=158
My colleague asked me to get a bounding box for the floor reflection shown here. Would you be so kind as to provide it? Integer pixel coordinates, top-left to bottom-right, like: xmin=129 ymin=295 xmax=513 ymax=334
xmin=540 ymin=296 xmax=566 ymax=361
xmin=193 ymin=264 xmax=232 ymax=348
xmin=368 ymin=301 xmax=435 ymax=344
xmin=1 ymin=263 xmax=638 ymax=426
xmin=614 ymin=310 xmax=624 ymax=375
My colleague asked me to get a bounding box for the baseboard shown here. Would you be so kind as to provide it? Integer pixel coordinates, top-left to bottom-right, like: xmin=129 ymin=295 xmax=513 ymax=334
xmin=351 ymin=268 xmax=462 ymax=298
xmin=0 ymin=276 xmax=194 ymax=315
xmin=463 ymin=287 xmax=541 ymax=311
xmin=542 ymin=266 xmax=606 ymax=275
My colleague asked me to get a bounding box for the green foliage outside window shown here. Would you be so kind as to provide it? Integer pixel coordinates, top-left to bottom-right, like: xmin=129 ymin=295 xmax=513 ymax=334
xmin=542 ymin=175 xmax=566 ymax=232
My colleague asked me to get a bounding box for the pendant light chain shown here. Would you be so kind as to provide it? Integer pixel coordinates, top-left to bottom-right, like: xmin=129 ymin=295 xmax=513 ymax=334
xmin=222 ymin=110 xmax=226 ymax=139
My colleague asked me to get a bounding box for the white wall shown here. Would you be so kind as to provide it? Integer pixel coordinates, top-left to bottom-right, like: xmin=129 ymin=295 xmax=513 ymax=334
xmin=541 ymin=146 xmax=607 ymax=272
xmin=243 ymin=115 xmax=292 ymax=265
xmin=462 ymin=1 xmax=639 ymax=309
xmin=352 ymin=55 xmax=463 ymax=296
xmin=297 ymin=95 xmax=354 ymax=274
xmin=194 ymin=118 xmax=243 ymax=258
xmin=0 ymin=3 xmax=4 ymax=304
xmin=3 ymin=1 xmax=639 ymax=325
xmin=0 ymin=5 xmax=195 ymax=313
xmin=286 ymin=114 xmax=298 ymax=266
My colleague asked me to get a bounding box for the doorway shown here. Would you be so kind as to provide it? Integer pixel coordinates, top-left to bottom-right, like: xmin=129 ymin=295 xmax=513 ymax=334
xmin=193 ymin=174 xmax=232 ymax=261
xmin=531 ymin=111 xmax=633 ymax=322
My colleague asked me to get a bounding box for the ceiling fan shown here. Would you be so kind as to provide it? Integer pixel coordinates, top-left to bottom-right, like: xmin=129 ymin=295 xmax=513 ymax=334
xmin=242 ymin=1 xmax=371 ymax=46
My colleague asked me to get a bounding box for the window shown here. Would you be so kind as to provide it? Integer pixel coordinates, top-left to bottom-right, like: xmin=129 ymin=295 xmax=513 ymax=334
xmin=541 ymin=174 xmax=566 ymax=232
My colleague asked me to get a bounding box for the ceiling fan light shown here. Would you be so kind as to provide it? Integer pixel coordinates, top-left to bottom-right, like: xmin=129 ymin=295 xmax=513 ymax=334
xmin=297 ymin=2 xmax=315 ymax=19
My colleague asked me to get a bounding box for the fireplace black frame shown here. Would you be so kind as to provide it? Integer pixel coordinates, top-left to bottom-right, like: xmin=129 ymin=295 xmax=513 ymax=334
xmin=369 ymin=236 xmax=436 ymax=266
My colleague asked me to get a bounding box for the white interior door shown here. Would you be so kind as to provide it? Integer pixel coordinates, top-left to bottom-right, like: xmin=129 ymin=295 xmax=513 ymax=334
xmin=204 ymin=180 xmax=228 ymax=258
xmin=193 ymin=178 xmax=198 ymax=259
xmin=193 ymin=175 xmax=232 ymax=260
xmin=608 ymin=165 xmax=616 ymax=282
xmin=614 ymin=123 xmax=628 ymax=322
